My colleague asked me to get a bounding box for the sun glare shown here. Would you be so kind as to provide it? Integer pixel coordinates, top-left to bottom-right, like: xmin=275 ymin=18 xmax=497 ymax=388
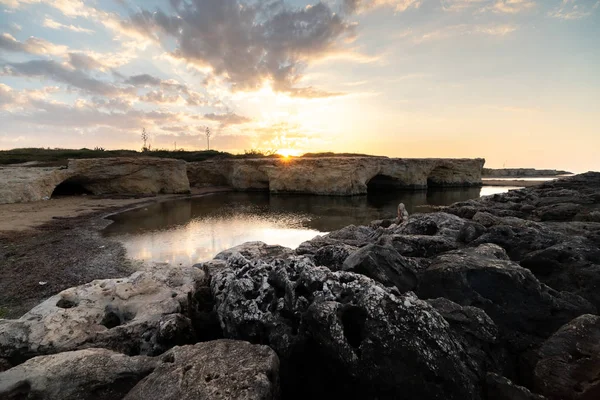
xmin=277 ymin=149 xmax=301 ymax=158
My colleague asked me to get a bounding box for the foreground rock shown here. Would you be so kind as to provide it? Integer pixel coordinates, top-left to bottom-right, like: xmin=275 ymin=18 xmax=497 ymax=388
xmin=0 ymin=157 xmax=190 ymax=204
xmin=0 ymin=340 xmax=279 ymax=400
xmin=0 ymin=267 xmax=203 ymax=366
xmin=417 ymin=246 xmax=595 ymax=353
xmin=533 ymin=314 xmax=600 ymax=400
xmin=125 ymin=340 xmax=279 ymax=400
xmin=188 ymin=157 xmax=484 ymax=195
xmin=0 ymin=348 xmax=156 ymax=400
xmin=212 ymin=254 xmax=490 ymax=399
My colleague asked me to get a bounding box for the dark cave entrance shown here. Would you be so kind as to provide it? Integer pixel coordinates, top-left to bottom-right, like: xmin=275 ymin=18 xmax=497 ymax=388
xmin=51 ymin=179 xmax=93 ymax=197
xmin=366 ymin=174 xmax=407 ymax=193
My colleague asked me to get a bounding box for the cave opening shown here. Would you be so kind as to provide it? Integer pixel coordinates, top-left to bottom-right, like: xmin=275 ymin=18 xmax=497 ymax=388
xmin=366 ymin=174 xmax=406 ymax=193
xmin=51 ymin=179 xmax=93 ymax=197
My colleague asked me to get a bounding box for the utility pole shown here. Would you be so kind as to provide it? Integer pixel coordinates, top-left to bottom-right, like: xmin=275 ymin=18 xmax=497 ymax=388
xmin=205 ymin=127 xmax=211 ymax=150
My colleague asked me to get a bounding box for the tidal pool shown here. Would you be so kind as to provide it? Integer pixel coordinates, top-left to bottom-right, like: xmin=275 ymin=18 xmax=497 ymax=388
xmin=104 ymin=186 xmax=517 ymax=265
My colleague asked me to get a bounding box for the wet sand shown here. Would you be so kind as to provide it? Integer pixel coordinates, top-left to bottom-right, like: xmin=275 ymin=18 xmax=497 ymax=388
xmin=0 ymin=187 xmax=230 ymax=318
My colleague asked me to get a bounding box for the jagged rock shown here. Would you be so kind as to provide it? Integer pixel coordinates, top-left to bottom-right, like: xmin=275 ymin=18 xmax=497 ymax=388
xmin=535 ymin=203 xmax=583 ymax=221
xmin=427 ymin=298 xmax=506 ymax=374
xmin=380 ymin=234 xmax=459 ymax=258
xmin=520 ymin=236 xmax=600 ymax=309
xmin=395 ymin=212 xmax=467 ymax=239
xmin=485 ymin=373 xmax=547 ymax=400
xmin=188 ymin=157 xmax=485 ymax=195
xmin=0 ymin=348 xmax=156 ymax=400
xmin=471 ymin=223 xmax=564 ymax=260
xmin=212 ymin=255 xmax=485 ymax=400
xmin=124 ymin=340 xmax=279 ymax=400
xmin=341 ymin=244 xmax=418 ymax=292
xmin=533 ymin=314 xmax=600 ymax=400
xmin=214 ymin=241 xmax=294 ymax=262
xmin=313 ymin=244 xmax=357 ymax=271
xmin=457 ymin=221 xmax=487 ymax=243
xmin=296 ymin=225 xmax=375 ymax=255
xmin=0 ymin=157 xmax=190 ymax=204
xmin=0 ymin=267 xmax=203 ymax=366
xmin=417 ymin=246 xmax=595 ymax=353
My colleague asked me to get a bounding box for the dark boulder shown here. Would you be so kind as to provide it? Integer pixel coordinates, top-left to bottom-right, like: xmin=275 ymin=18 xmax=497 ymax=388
xmin=125 ymin=340 xmax=280 ymax=400
xmin=485 ymin=373 xmax=547 ymax=400
xmin=395 ymin=212 xmax=466 ymax=239
xmin=427 ymin=297 xmax=507 ymax=375
xmin=520 ymin=236 xmax=600 ymax=310
xmin=313 ymin=244 xmax=356 ymax=271
xmin=379 ymin=234 xmax=459 ymax=258
xmin=0 ymin=348 xmax=156 ymax=400
xmin=212 ymin=254 xmax=486 ymax=400
xmin=417 ymin=246 xmax=595 ymax=353
xmin=341 ymin=244 xmax=418 ymax=292
xmin=533 ymin=314 xmax=600 ymax=400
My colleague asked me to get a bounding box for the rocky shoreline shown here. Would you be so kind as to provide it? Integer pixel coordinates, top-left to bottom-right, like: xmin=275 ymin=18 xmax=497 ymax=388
xmin=1 ymin=172 xmax=599 ymax=399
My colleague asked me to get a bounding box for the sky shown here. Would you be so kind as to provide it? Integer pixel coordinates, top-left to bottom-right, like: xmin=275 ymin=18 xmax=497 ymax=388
xmin=0 ymin=0 xmax=599 ymax=172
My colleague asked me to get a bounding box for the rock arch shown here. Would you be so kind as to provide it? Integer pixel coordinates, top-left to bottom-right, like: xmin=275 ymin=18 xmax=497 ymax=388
xmin=427 ymin=165 xmax=458 ymax=187
xmin=51 ymin=177 xmax=93 ymax=197
xmin=366 ymin=174 xmax=408 ymax=192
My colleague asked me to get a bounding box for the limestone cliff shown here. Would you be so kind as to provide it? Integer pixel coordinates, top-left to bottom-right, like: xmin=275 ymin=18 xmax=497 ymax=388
xmin=188 ymin=157 xmax=485 ymax=195
xmin=0 ymin=158 xmax=189 ymax=204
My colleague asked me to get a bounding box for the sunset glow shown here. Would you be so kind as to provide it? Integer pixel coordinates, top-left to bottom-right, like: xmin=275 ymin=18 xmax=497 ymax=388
xmin=0 ymin=0 xmax=599 ymax=171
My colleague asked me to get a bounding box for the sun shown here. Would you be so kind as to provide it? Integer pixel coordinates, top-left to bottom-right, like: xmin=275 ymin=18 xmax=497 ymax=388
xmin=277 ymin=149 xmax=301 ymax=158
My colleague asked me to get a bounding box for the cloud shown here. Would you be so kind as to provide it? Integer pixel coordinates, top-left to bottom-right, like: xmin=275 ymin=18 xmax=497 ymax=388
xmin=122 ymin=1 xmax=355 ymax=95
xmin=343 ymin=0 xmax=422 ymax=13
xmin=549 ymin=0 xmax=595 ymax=19
xmin=2 ymin=59 xmax=132 ymax=96
xmin=204 ymin=112 xmax=252 ymax=127
xmin=441 ymin=0 xmax=535 ymax=13
xmin=491 ymin=0 xmax=536 ymax=14
xmin=410 ymin=23 xmax=518 ymax=42
xmin=0 ymin=33 xmax=68 ymax=55
xmin=42 ymin=17 xmax=94 ymax=34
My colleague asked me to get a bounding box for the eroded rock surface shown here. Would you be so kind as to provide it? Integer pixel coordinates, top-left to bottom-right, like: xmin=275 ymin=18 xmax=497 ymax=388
xmin=0 ymin=348 xmax=156 ymax=400
xmin=0 ymin=267 xmax=203 ymax=366
xmin=211 ymin=254 xmax=487 ymax=400
xmin=0 ymin=157 xmax=190 ymax=204
xmin=188 ymin=157 xmax=484 ymax=195
xmin=125 ymin=340 xmax=280 ymax=400
xmin=533 ymin=314 xmax=600 ymax=400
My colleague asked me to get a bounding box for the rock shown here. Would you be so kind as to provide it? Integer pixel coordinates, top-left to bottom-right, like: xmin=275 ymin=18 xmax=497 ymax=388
xmin=533 ymin=314 xmax=600 ymax=400
xmin=0 ymin=267 xmax=203 ymax=365
xmin=124 ymin=340 xmax=280 ymax=400
xmin=312 ymin=244 xmax=356 ymax=271
xmin=0 ymin=348 xmax=156 ymax=400
xmin=380 ymin=234 xmax=459 ymax=258
xmin=0 ymin=157 xmax=190 ymax=204
xmin=482 ymin=168 xmax=571 ymax=178
xmin=457 ymin=221 xmax=487 ymax=243
xmin=214 ymin=241 xmax=294 ymax=262
xmin=397 ymin=202 xmax=409 ymax=223
xmin=535 ymin=203 xmax=583 ymax=222
xmin=427 ymin=298 xmax=506 ymax=374
xmin=395 ymin=212 xmax=467 ymax=239
xmin=471 ymin=223 xmax=564 ymax=261
xmin=341 ymin=244 xmax=418 ymax=292
xmin=187 ymin=157 xmax=484 ymax=195
xmin=485 ymin=373 xmax=547 ymax=400
xmin=296 ymin=224 xmax=375 ymax=255
xmin=417 ymin=246 xmax=595 ymax=353
xmin=212 ymin=255 xmax=485 ymax=400
xmin=520 ymin=236 xmax=600 ymax=309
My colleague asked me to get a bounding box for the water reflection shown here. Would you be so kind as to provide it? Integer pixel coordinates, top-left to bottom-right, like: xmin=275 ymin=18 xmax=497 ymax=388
xmin=104 ymin=187 xmax=516 ymax=265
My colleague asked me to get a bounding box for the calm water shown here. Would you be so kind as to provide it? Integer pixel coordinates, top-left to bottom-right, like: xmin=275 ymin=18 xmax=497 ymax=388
xmin=104 ymin=186 xmax=516 ymax=265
